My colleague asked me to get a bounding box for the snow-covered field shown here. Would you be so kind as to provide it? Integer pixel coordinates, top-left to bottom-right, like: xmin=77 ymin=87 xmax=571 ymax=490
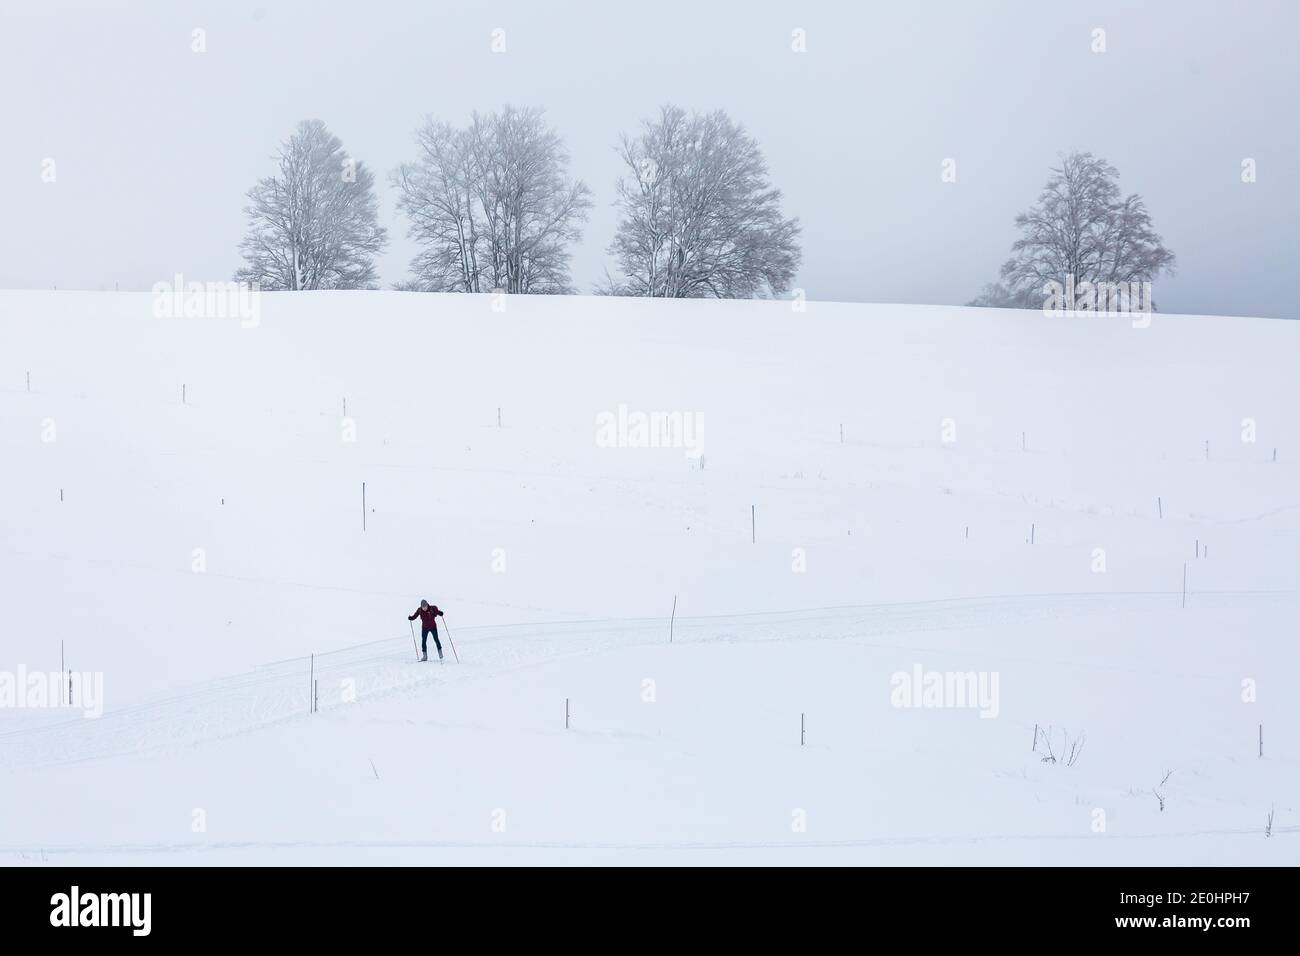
xmin=1 ymin=290 xmax=1297 ymax=865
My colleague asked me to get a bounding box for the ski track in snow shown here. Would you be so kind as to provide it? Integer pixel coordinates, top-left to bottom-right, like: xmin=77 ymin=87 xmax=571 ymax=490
xmin=0 ymin=589 xmax=1292 ymax=772
xmin=5 ymin=824 xmax=1298 ymax=862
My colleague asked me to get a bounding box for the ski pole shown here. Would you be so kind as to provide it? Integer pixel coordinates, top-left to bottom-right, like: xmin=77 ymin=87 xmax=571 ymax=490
xmin=442 ymin=616 xmax=460 ymax=664
xmin=409 ymin=620 xmax=420 ymax=662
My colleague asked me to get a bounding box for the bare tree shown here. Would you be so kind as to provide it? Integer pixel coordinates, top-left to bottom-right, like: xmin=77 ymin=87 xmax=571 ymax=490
xmin=982 ymin=152 xmax=1174 ymax=309
xmin=393 ymin=106 xmax=591 ymax=294
xmin=236 ymin=120 xmax=388 ymax=290
xmin=393 ymin=121 xmax=481 ymax=292
xmin=604 ymin=105 xmax=801 ymax=299
xmin=965 ymin=281 xmax=1037 ymax=309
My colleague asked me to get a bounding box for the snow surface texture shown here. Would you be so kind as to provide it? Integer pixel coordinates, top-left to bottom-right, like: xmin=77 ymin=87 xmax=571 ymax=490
xmin=1 ymin=290 xmax=1297 ymax=865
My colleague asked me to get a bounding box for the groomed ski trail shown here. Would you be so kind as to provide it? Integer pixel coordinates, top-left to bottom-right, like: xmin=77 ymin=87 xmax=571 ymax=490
xmin=0 ymin=589 xmax=1294 ymax=771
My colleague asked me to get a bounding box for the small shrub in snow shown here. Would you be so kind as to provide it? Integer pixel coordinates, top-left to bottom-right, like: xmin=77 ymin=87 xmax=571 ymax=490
xmin=1034 ymin=724 xmax=1085 ymax=767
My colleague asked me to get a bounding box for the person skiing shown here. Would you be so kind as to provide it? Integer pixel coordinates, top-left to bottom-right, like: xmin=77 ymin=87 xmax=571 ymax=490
xmin=408 ymin=600 xmax=445 ymax=661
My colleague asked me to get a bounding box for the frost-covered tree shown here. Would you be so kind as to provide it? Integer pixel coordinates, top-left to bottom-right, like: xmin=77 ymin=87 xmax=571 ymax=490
xmin=604 ymin=106 xmax=801 ymax=298
xmin=236 ymin=120 xmax=388 ymax=290
xmin=983 ymin=152 xmax=1175 ymax=309
xmin=965 ymin=282 xmax=1038 ymax=309
xmin=393 ymin=106 xmax=591 ymax=293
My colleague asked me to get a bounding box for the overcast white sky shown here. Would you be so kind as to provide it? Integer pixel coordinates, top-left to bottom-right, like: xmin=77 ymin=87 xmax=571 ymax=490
xmin=2 ymin=0 xmax=1296 ymax=317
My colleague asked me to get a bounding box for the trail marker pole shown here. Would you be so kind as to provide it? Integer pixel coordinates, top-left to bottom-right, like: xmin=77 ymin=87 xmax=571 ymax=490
xmin=801 ymin=713 xmax=805 ymax=747
xmin=1158 ymin=497 xmax=1163 ymax=519
xmin=1259 ymin=724 xmax=1263 ymax=758
xmin=751 ymin=505 xmax=755 ymax=544
xmin=310 ymin=654 xmax=315 ymax=713
xmin=565 ymin=698 xmax=570 ymax=730
xmin=362 ymin=482 xmax=366 ymax=531
xmin=60 ymin=641 xmax=64 ymax=705
xmin=670 ymin=595 xmax=677 ymax=643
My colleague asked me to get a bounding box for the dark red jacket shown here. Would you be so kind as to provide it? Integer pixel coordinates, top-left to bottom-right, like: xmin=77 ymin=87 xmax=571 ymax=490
xmin=409 ymin=606 xmax=443 ymax=629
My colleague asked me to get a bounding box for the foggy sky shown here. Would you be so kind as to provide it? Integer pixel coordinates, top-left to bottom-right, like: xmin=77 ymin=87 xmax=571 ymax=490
xmin=2 ymin=0 xmax=1296 ymax=317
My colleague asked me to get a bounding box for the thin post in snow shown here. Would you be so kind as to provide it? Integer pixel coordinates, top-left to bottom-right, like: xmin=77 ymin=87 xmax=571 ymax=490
xmin=839 ymin=423 xmax=844 ymax=444
xmin=1032 ymin=723 xmax=1039 ymax=752
xmin=60 ymin=488 xmax=64 ymax=502
xmin=68 ymin=668 xmax=71 ymax=708
xmin=60 ymin=641 xmax=64 ymax=705
xmin=669 ymin=594 xmax=677 ymax=644
xmin=565 ymin=698 xmax=570 ymax=730
xmin=751 ymin=505 xmax=755 ymax=544
xmin=1205 ymin=440 xmax=1209 ymax=461
xmin=1259 ymin=724 xmax=1263 ymax=758
xmin=1022 ymin=431 xmax=1026 ymax=452
xmin=1158 ymin=496 xmax=1163 ymax=519
xmin=1195 ymin=538 xmax=1199 ymax=558
xmin=1030 ymin=523 xmax=1035 ymax=544
xmin=1182 ymin=563 xmax=1187 ymax=608
xmin=314 ymin=680 xmax=319 ymax=714
xmin=343 ymin=397 xmax=347 ymax=417
xmin=310 ymin=653 xmax=315 ymax=714
xmin=965 ymin=525 xmax=969 ymax=540
xmin=361 ymin=482 xmax=366 ymax=531
xmin=1273 ymin=448 xmax=1277 ymax=463
xmin=800 ymin=713 xmax=805 ymax=747
xmin=26 ymin=371 xmax=30 ymax=392
xmin=497 ymin=407 xmax=502 ymax=428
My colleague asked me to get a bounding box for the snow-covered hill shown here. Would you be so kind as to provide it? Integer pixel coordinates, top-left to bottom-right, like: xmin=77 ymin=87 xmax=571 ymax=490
xmin=1 ymin=290 xmax=1297 ymax=864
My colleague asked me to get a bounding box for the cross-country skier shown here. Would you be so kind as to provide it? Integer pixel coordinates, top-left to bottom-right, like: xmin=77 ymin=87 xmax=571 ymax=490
xmin=408 ymin=600 xmax=445 ymax=661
